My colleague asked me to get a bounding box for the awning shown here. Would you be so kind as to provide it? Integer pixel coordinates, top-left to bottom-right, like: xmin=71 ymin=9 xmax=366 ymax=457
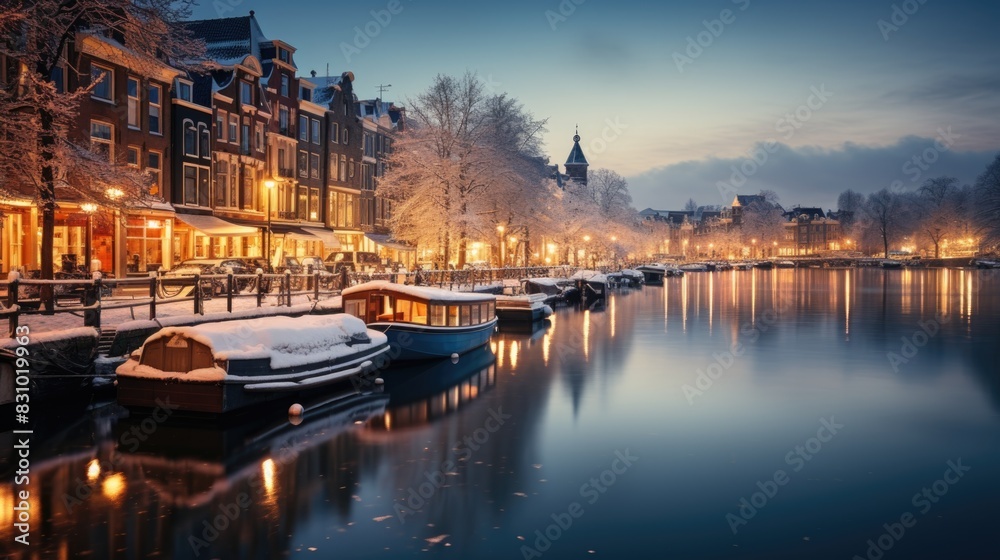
xmin=365 ymin=233 xmax=414 ymax=252
xmin=301 ymin=227 xmax=341 ymax=249
xmin=175 ymin=213 xmax=259 ymax=236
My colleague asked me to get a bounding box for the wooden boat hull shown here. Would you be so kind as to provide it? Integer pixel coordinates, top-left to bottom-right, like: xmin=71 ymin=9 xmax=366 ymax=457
xmin=495 ymin=305 xmax=551 ymax=323
xmin=117 ymin=342 xmax=390 ymax=415
xmin=369 ymin=319 xmax=497 ymax=361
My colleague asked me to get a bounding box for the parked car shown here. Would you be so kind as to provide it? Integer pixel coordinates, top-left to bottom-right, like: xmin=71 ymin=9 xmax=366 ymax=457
xmin=324 ymin=251 xmax=382 ymax=272
xmin=161 ymin=258 xmax=256 ymax=297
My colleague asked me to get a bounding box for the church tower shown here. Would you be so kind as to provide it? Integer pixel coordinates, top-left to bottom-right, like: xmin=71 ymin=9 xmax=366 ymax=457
xmin=564 ymin=127 xmax=589 ymax=185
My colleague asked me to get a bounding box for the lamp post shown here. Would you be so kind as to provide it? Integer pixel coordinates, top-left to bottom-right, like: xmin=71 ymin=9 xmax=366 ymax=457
xmin=81 ymin=203 xmax=97 ymax=272
xmin=264 ymin=179 xmax=275 ymax=270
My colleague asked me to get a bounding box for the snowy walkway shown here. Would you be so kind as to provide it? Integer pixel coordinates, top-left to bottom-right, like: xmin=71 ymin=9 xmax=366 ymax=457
xmin=2 ymin=292 xmax=341 ymax=339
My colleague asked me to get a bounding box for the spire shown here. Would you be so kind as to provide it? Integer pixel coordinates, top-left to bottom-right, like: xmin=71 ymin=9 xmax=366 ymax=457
xmin=564 ymin=128 xmax=588 ymax=185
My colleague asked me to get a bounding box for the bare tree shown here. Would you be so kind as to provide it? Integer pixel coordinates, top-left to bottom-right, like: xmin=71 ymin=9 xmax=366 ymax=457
xmin=915 ymin=177 xmax=962 ymax=258
xmin=974 ymin=153 xmax=1000 ymax=250
xmin=863 ymin=189 xmax=912 ymax=258
xmin=0 ymin=0 xmax=202 ymax=307
xmin=683 ymin=198 xmax=698 ymax=212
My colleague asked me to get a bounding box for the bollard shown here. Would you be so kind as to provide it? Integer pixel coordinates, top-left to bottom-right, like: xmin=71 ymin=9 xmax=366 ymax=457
xmin=194 ymin=274 xmax=203 ymax=315
xmin=7 ymin=275 xmax=19 ymax=337
xmin=314 ymin=272 xmax=320 ymax=300
xmin=256 ymin=269 xmax=264 ymax=307
xmin=227 ymin=273 xmax=234 ymax=313
xmin=84 ymin=278 xmax=100 ymax=329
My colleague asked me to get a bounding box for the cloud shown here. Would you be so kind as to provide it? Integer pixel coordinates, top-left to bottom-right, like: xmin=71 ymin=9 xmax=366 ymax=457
xmin=626 ymin=137 xmax=997 ymax=211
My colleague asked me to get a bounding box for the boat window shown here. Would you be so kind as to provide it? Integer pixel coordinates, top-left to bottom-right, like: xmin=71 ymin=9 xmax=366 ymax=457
xmin=471 ymin=304 xmax=480 ymax=324
xmin=345 ymin=299 xmax=365 ymax=319
xmin=430 ymin=305 xmax=446 ymax=326
xmin=487 ymin=301 xmax=495 ymax=318
xmin=412 ymin=301 xmax=428 ymax=325
xmin=447 ymin=305 xmax=460 ymax=326
xmin=480 ymin=302 xmax=490 ymax=321
xmin=460 ymin=305 xmax=471 ymax=326
xmin=397 ymin=299 xmax=411 ymax=322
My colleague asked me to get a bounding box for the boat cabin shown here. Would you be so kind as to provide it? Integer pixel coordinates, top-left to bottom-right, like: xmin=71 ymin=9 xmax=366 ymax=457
xmin=342 ymin=282 xmax=496 ymax=327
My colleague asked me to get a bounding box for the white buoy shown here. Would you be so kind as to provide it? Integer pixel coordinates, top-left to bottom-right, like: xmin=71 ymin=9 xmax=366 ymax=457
xmin=451 ymin=353 xmax=459 ymax=364
xmin=374 ymin=377 xmax=384 ymax=385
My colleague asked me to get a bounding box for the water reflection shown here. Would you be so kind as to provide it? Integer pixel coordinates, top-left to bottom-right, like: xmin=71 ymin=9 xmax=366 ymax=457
xmin=1 ymin=269 xmax=998 ymax=559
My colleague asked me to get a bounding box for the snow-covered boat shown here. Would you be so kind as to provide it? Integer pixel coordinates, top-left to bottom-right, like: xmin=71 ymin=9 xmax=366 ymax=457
xmin=522 ymin=277 xmax=580 ymax=304
xmin=606 ymin=269 xmax=644 ymax=287
xmin=754 ymin=261 xmax=774 ymax=269
xmin=115 ymin=314 xmax=390 ymax=414
xmin=570 ymin=270 xmax=608 ymax=300
xmin=776 ymin=260 xmax=797 ymax=269
xmin=341 ymin=281 xmax=497 ymax=361
xmin=880 ymin=259 xmax=903 ymax=269
xmin=495 ymin=294 xmax=554 ymax=323
xmin=679 ymin=263 xmax=709 ymax=272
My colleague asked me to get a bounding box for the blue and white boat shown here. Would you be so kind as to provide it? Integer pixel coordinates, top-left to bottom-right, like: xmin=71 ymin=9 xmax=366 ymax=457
xmin=341 ymin=281 xmax=497 ymax=361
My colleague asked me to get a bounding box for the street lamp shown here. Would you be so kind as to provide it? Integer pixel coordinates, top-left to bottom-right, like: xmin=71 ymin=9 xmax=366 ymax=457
xmin=81 ymin=203 xmax=98 ymax=272
xmin=264 ymin=179 xmax=276 ymax=269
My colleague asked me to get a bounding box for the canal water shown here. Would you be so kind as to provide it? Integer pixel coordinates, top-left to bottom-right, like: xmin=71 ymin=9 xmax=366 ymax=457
xmin=1 ymin=268 xmax=998 ymax=559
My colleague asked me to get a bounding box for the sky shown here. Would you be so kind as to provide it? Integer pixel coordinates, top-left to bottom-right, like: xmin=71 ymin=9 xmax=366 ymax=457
xmin=190 ymin=0 xmax=1000 ymax=212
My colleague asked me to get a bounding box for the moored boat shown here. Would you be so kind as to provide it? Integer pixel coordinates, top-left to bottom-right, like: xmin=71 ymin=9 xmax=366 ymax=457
xmin=495 ymin=294 xmax=554 ymax=323
xmin=115 ymin=314 xmax=390 ymax=414
xmin=342 ymin=281 xmax=497 ymax=361
xmin=679 ymin=263 xmax=709 ymax=272
xmin=776 ymin=260 xmax=796 ymax=268
xmin=880 ymin=259 xmax=903 ymax=269
xmin=754 ymin=260 xmax=774 ymax=269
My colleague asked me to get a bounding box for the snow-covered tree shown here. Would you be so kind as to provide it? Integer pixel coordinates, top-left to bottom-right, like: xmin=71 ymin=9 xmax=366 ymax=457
xmin=974 ymin=154 xmax=1000 ymax=250
xmin=0 ymin=0 xmax=202 ymax=305
xmin=380 ymin=73 xmax=548 ymax=267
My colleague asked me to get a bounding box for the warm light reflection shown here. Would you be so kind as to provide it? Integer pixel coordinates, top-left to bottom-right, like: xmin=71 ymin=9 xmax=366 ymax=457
xmin=262 ymin=458 xmax=276 ymax=496
xmin=542 ymin=332 xmax=550 ymax=366
xmin=509 ymin=341 xmax=519 ymax=369
xmin=87 ymin=459 xmax=101 ymax=482
xmin=708 ymin=272 xmax=714 ymax=334
xmin=845 ymin=270 xmax=851 ymax=338
xmin=610 ymin=296 xmax=616 ymax=338
xmin=497 ymin=340 xmax=506 ymax=368
xmin=384 ymin=411 xmax=392 ymax=431
xmin=583 ymin=310 xmax=590 ymax=360
xmin=681 ymin=276 xmax=688 ymax=332
xmin=101 ymin=473 xmax=126 ymax=501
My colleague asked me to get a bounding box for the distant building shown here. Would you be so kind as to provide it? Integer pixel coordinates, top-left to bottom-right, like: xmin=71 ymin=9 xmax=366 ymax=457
xmin=780 ymin=207 xmax=842 ymax=255
xmin=564 ymin=129 xmax=589 ymax=186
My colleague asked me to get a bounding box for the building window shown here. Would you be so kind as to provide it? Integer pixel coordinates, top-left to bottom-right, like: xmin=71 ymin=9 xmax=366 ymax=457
xmin=310 ymin=153 xmax=320 ymax=179
xmin=228 ymin=114 xmax=238 ymax=144
xmin=297 ymin=187 xmax=308 ymax=220
xmin=183 ymin=164 xmax=210 ymax=207
xmin=90 ymin=63 xmax=112 ymax=101
xmin=279 ymin=107 xmax=290 ymax=135
xmin=298 ymin=114 xmax=308 ymax=142
xmin=311 ymin=118 xmax=320 ymax=144
xmin=127 ymin=146 xmax=140 ymax=167
xmin=90 ymin=121 xmax=113 ymax=161
xmin=298 ymin=150 xmax=308 ymax=177
xmin=177 ymin=80 xmax=192 ymax=102
xmin=343 ymin=128 xmax=349 ymax=144
xmin=240 ymin=81 xmax=252 ymax=105
xmin=310 ymin=189 xmax=320 ymax=221
xmin=349 ymin=158 xmax=355 ymax=178
xmin=147 ymin=151 xmax=162 ymax=195
xmin=281 ymin=74 xmax=289 ymax=97
xmin=127 ymin=77 xmax=140 ymax=128
xmin=328 ymin=154 xmax=338 ymax=183
xmin=279 ymin=48 xmax=289 ymax=63
xmin=339 ymin=155 xmax=346 ymax=182
xmin=330 ymin=122 xmax=339 ymax=144
xmin=301 ymin=87 xmax=311 ymax=102
xmin=183 ymin=119 xmax=197 ymax=156
xmin=255 ymin=123 xmax=264 ymax=152
xmin=215 ymin=160 xmax=229 ymax=207
xmin=148 ymin=84 xmax=161 ymax=134
xmin=216 ymin=111 xmax=225 ymax=139
xmin=243 ymin=174 xmax=255 ymax=210
xmin=200 ymin=124 xmax=211 ymax=158
xmin=241 ymin=120 xmax=250 ymax=154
